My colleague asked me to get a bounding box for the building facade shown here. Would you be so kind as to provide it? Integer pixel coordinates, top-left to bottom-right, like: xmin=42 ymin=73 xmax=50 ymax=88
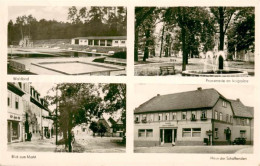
xmin=134 ymin=88 xmax=253 ymax=147
xmin=71 ymin=36 xmax=127 ymax=47
xmin=7 ymin=82 xmax=53 ymax=143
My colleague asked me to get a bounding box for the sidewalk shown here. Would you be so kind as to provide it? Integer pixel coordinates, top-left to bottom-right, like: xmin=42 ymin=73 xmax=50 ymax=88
xmin=8 ymin=137 xmax=57 ymax=152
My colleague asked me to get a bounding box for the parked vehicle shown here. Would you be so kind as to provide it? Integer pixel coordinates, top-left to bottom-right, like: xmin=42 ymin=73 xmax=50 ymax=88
xmin=233 ymin=137 xmax=246 ymax=145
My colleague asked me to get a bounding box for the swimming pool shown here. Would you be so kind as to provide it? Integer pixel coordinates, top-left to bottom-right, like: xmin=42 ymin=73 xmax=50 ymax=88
xmin=31 ymin=61 xmax=124 ymax=75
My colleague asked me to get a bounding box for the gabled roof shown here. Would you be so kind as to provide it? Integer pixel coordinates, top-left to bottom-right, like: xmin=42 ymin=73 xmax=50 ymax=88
xmin=229 ymin=99 xmax=254 ymax=118
xmin=73 ymin=36 xmax=126 ymax=40
xmin=135 ymin=88 xmax=224 ymax=114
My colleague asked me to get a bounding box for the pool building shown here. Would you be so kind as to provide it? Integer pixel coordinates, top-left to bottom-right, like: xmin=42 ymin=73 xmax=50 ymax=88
xmin=71 ymin=36 xmax=126 ymax=47
xmin=134 ymin=88 xmax=254 ymax=147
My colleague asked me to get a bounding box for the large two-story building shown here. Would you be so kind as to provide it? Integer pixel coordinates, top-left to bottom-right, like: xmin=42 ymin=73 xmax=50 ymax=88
xmin=134 ymin=88 xmax=254 ymax=147
xmin=7 ymin=82 xmax=53 ymax=143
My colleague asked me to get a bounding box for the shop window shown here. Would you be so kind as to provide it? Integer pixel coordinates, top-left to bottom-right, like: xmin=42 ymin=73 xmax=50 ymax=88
xmin=214 ymin=128 xmax=218 ymax=138
xmin=182 ymin=128 xmax=191 ymax=137
xmin=192 ymin=128 xmax=201 ymax=137
xmin=172 ymin=112 xmax=176 ymax=120
xmin=219 ymin=112 xmax=223 ymax=121
xmin=12 ymin=121 xmax=19 ymax=140
xmin=165 ymin=113 xmax=169 ymax=121
xmin=215 ymin=111 xmax=218 ymax=120
xmin=182 ymin=112 xmax=187 ymax=120
xmin=138 ymin=129 xmax=145 ymax=137
xmin=15 ymin=96 xmax=19 ymax=109
xmin=158 ymin=114 xmax=162 ymax=121
xmin=240 ymin=130 xmax=246 ymax=138
xmin=146 ymin=129 xmax=153 ymax=137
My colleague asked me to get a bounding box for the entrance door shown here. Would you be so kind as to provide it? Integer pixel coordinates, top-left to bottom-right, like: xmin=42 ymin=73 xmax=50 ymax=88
xmin=75 ymin=39 xmax=79 ymax=44
xmin=164 ymin=129 xmax=172 ymax=143
xmin=218 ymin=56 xmax=224 ymax=70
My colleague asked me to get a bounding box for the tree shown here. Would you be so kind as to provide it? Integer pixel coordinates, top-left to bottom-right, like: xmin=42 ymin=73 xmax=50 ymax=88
xmin=97 ymin=122 xmax=107 ymax=137
xmin=47 ymin=83 xmax=102 ymax=152
xmin=89 ymin=121 xmax=98 ymax=136
xmin=101 ymin=84 xmax=126 ymax=137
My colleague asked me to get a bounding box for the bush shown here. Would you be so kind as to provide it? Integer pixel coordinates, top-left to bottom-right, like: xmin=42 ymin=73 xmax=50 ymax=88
xmin=111 ymin=51 xmax=126 ymax=59
xmin=93 ymin=57 xmax=105 ymax=63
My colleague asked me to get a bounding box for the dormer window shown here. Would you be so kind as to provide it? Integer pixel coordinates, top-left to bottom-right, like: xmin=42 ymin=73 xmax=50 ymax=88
xmin=222 ymin=101 xmax=227 ymax=107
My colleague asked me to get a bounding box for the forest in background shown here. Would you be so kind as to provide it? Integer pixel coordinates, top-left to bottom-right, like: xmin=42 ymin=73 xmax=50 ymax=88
xmin=8 ymin=6 xmax=127 ymax=45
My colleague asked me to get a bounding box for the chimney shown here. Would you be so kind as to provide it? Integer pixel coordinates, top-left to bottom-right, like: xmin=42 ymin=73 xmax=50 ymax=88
xmin=236 ymin=98 xmax=240 ymax=102
xmin=157 ymin=94 xmax=160 ymax=96
xmin=197 ymin=87 xmax=202 ymax=91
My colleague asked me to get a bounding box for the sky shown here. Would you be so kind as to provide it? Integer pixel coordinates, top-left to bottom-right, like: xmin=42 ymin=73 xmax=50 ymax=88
xmin=8 ymin=6 xmax=70 ymax=23
xmin=134 ymin=84 xmax=255 ymax=109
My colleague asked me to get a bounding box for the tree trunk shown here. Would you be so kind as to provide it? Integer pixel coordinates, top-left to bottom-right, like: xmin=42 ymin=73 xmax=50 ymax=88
xmin=68 ymin=110 xmax=73 ymax=152
xmin=143 ymin=29 xmax=150 ymax=61
xmin=159 ymin=25 xmax=165 ymax=58
xmin=134 ymin=27 xmax=139 ymax=61
xmin=219 ymin=7 xmax=224 ymax=51
xmin=182 ymin=26 xmax=187 ymax=71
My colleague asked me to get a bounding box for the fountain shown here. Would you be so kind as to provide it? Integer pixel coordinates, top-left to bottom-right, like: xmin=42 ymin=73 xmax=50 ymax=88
xmin=182 ymin=51 xmax=248 ymax=77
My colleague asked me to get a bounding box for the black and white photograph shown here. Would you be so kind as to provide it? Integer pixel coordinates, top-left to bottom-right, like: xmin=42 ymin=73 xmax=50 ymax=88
xmin=134 ymin=7 xmax=255 ymax=77
xmin=8 ymin=6 xmax=127 ymax=75
xmin=7 ymin=82 xmax=126 ymax=152
xmin=134 ymin=84 xmax=254 ymax=153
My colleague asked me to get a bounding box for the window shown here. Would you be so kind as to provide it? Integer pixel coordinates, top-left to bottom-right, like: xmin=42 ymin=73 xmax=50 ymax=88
xmin=230 ymin=116 xmax=233 ymax=123
xmin=135 ymin=115 xmax=139 ymax=122
xmin=222 ymin=101 xmax=227 ymax=107
xmin=138 ymin=129 xmax=145 ymax=137
xmin=240 ymin=130 xmax=246 ymax=138
xmin=182 ymin=128 xmax=191 ymax=137
xmin=246 ymin=119 xmax=250 ymax=125
xmin=172 ymin=112 xmax=176 ymax=120
xmin=214 ymin=128 xmax=218 ymax=138
xmin=226 ymin=114 xmax=229 ymax=122
xmin=191 ymin=111 xmax=196 ymax=120
xmin=192 ymin=128 xmax=201 ymax=137
xmin=142 ymin=114 xmax=147 ymax=123
xmin=219 ymin=112 xmax=223 ymax=121
xmin=107 ymin=40 xmax=112 ymax=46
xmin=121 ymin=40 xmax=125 ymax=44
xmin=158 ymin=114 xmax=162 ymax=121
xmin=241 ymin=119 xmax=245 ymax=126
xmin=182 ymin=112 xmax=187 ymax=120
xmin=15 ymin=96 xmax=19 ymax=109
xmin=114 ymin=40 xmax=119 ymax=44
xmin=165 ymin=113 xmax=169 ymax=121
xmin=146 ymin=129 xmax=153 ymax=137
xmin=8 ymin=92 xmax=12 ymax=107
xmin=88 ymin=40 xmax=93 ymax=45
xmin=150 ymin=114 xmax=154 ymax=122
xmin=215 ymin=111 xmax=218 ymax=119
xmin=201 ymin=110 xmax=207 ymax=119
xmin=94 ymin=40 xmax=99 ymax=46
xmin=100 ymin=40 xmax=105 ymax=46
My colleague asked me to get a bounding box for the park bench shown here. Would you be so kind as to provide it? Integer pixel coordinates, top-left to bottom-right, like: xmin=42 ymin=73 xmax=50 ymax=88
xmin=160 ymin=65 xmax=176 ymax=75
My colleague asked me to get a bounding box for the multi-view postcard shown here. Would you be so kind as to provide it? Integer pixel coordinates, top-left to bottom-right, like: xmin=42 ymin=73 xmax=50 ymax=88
xmin=134 ymin=7 xmax=255 ymax=77
xmin=7 ymin=6 xmax=127 ymax=76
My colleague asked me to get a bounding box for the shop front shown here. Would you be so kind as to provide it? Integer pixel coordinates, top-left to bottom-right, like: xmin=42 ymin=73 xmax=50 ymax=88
xmin=7 ymin=113 xmax=23 ymax=143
